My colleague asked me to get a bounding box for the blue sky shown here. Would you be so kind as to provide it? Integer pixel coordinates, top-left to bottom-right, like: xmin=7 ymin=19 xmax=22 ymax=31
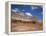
xmin=11 ymin=4 xmax=43 ymax=21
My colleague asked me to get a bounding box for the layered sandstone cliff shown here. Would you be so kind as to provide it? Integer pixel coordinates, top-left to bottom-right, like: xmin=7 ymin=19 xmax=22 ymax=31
xmin=11 ymin=12 xmax=43 ymax=32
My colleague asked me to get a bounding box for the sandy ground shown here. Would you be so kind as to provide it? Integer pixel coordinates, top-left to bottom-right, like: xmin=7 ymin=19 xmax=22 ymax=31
xmin=11 ymin=20 xmax=43 ymax=32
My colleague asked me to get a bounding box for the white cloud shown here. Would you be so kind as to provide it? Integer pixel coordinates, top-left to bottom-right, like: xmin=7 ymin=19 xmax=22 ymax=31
xmin=25 ymin=12 xmax=32 ymax=16
xmin=12 ymin=9 xmax=17 ymax=12
xmin=31 ymin=6 xmax=38 ymax=10
xmin=22 ymin=9 xmax=25 ymax=11
xmin=12 ymin=8 xmax=19 ymax=12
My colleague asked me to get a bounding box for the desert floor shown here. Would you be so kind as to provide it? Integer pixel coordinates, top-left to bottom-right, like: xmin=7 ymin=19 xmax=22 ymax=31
xmin=11 ymin=21 xmax=43 ymax=32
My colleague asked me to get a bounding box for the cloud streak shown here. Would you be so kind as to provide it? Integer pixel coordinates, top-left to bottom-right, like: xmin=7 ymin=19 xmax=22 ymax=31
xmin=31 ymin=6 xmax=38 ymax=10
xmin=12 ymin=8 xmax=19 ymax=12
xmin=25 ymin=12 xmax=32 ymax=16
xmin=22 ymin=9 xmax=25 ymax=11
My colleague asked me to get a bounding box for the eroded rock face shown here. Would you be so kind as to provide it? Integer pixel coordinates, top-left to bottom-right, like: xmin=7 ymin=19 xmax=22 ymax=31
xmin=11 ymin=12 xmax=43 ymax=32
xmin=11 ymin=12 xmax=37 ymax=21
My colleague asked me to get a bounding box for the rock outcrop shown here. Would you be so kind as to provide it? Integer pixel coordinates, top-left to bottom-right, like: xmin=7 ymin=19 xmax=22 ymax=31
xmin=11 ymin=12 xmax=43 ymax=32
